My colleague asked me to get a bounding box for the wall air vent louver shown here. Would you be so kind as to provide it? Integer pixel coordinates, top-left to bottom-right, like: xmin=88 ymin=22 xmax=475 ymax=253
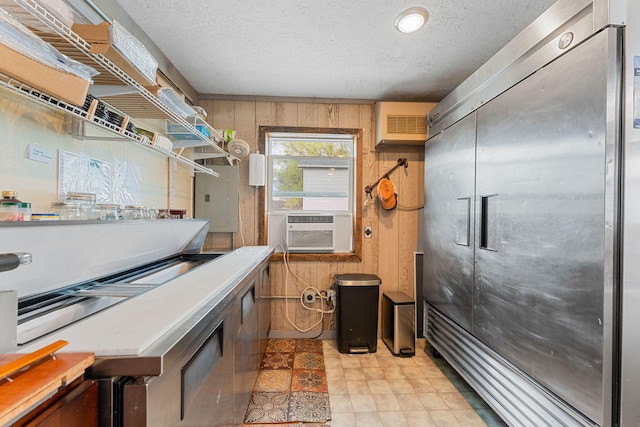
xmin=387 ymin=114 xmax=427 ymax=135
xmin=375 ymin=101 xmax=437 ymax=147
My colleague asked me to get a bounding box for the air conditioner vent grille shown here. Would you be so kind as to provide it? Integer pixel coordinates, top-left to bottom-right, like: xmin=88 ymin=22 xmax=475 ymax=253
xmin=387 ymin=115 xmax=427 ymax=135
xmin=287 ymin=215 xmax=334 ymax=224
xmin=286 ymin=214 xmax=335 ymax=252
xmin=288 ymin=230 xmax=334 ymax=249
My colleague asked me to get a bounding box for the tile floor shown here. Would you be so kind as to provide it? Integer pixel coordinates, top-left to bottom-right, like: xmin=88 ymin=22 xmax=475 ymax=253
xmin=322 ymin=338 xmax=507 ymax=427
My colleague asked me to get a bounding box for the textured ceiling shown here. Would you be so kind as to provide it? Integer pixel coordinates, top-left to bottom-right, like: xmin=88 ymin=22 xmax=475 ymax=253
xmin=113 ymin=0 xmax=555 ymax=102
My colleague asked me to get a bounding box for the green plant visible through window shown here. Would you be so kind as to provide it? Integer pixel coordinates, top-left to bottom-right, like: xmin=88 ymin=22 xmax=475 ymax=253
xmin=268 ymin=134 xmax=354 ymax=212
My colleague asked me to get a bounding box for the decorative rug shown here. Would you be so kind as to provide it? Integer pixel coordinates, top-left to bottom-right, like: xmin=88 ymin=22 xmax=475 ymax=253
xmin=243 ymin=338 xmax=331 ymax=425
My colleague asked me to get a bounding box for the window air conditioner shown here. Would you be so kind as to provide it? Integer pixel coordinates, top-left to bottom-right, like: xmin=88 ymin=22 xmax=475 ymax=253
xmin=286 ymin=214 xmax=335 ymax=252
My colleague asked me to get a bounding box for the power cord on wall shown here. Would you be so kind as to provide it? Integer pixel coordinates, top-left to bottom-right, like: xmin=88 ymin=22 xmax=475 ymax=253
xmin=279 ymin=238 xmax=335 ymax=334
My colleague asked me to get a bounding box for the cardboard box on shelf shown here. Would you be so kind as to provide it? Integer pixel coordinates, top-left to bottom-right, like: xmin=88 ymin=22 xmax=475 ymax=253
xmin=0 ymin=43 xmax=90 ymax=106
xmin=72 ymin=22 xmax=158 ymax=88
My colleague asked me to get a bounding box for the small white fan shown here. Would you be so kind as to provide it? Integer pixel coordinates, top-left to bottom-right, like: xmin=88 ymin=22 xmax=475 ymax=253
xmin=227 ymin=139 xmax=250 ymax=158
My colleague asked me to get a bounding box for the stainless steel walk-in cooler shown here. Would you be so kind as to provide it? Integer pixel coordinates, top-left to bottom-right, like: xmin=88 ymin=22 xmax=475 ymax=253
xmin=335 ymin=274 xmax=380 ymax=354
xmin=423 ymin=0 xmax=640 ymax=425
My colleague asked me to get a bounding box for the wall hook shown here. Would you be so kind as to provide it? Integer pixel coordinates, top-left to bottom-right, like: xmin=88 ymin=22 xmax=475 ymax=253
xmin=364 ymin=158 xmax=408 ymax=200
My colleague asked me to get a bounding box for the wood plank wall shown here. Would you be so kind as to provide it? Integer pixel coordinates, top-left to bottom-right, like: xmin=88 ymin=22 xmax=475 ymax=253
xmin=198 ymin=99 xmax=424 ymax=336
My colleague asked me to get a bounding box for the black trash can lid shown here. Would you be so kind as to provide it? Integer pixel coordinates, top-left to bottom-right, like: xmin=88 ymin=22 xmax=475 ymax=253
xmin=334 ymin=273 xmax=381 ymax=286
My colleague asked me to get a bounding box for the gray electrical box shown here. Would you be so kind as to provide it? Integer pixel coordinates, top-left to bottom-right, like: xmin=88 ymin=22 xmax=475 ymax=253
xmin=194 ymin=166 xmax=239 ymax=232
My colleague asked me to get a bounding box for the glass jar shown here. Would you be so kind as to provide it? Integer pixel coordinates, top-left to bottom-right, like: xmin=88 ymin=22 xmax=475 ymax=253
xmin=142 ymin=206 xmax=157 ymax=219
xmin=80 ymin=204 xmax=101 ymax=220
xmin=51 ymin=201 xmax=82 ymax=220
xmin=98 ymin=204 xmax=121 ymax=220
xmin=122 ymin=205 xmax=145 ymax=220
xmin=62 ymin=193 xmax=99 ymax=220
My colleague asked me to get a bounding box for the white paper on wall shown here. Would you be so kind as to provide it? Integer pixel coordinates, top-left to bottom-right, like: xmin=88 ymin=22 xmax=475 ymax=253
xmin=58 ymin=150 xmax=90 ymax=199
xmin=58 ymin=150 xmax=113 ymax=202
xmin=113 ymin=159 xmax=142 ymax=205
xmin=88 ymin=158 xmax=112 ymax=203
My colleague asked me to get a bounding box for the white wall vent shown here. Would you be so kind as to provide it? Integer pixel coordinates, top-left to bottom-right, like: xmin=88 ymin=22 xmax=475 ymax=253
xmin=286 ymin=214 xmax=334 ymax=252
xmin=375 ymin=102 xmax=437 ymax=147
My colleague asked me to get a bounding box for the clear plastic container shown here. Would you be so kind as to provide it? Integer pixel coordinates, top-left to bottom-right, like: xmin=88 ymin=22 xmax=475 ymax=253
xmin=0 ymin=202 xmax=20 ymax=221
xmin=1 ymin=191 xmax=28 ymax=220
xmin=19 ymin=202 xmax=31 ymax=221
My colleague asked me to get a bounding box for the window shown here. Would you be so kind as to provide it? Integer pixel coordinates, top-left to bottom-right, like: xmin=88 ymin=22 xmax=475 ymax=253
xmin=259 ymin=127 xmax=362 ymax=260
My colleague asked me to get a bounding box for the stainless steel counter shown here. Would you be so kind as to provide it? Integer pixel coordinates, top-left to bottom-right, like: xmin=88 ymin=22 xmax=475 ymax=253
xmin=16 ymin=246 xmax=272 ymax=376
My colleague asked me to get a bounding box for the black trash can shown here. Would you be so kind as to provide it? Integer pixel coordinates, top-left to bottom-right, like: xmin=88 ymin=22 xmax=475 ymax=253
xmin=334 ymin=273 xmax=381 ymax=354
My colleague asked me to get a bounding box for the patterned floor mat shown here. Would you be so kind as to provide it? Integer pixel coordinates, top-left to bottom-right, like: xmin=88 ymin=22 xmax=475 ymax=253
xmin=244 ymin=338 xmax=331 ymax=425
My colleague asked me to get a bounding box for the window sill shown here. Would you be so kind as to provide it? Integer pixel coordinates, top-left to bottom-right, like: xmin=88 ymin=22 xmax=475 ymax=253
xmin=269 ymin=252 xmax=362 ymax=262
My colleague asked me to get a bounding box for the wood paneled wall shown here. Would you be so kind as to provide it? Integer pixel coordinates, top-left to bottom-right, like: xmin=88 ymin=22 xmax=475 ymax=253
xmin=198 ymin=99 xmax=424 ymax=335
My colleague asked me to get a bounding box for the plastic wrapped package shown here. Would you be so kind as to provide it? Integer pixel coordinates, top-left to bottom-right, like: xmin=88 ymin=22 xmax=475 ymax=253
xmin=0 ymin=0 xmax=101 ymax=30
xmin=110 ymin=20 xmax=157 ymax=86
xmin=72 ymin=21 xmax=157 ymax=87
xmin=0 ymin=8 xmax=97 ymax=82
xmin=38 ymin=0 xmax=74 ymax=27
xmin=158 ymin=87 xmax=197 ymax=118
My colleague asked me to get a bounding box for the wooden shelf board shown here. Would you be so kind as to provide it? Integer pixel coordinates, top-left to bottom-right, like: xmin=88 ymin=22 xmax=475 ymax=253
xmin=0 ymin=352 xmax=94 ymax=426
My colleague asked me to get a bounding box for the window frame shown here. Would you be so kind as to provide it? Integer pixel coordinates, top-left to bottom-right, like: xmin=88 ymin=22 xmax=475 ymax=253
xmin=258 ymin=126 xmax=363 ymax=262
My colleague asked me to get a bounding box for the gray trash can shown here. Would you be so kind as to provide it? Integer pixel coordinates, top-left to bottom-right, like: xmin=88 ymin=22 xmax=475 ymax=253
xmin=382 ymin=292 xmax=415 ymax=357
xmin=334 ymin=273 xmax=381 ymax=354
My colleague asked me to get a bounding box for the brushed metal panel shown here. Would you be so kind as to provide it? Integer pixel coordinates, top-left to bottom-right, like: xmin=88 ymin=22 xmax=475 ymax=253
xmin=473 ymin=29 xmax=619 ymax=425
xmin=426 ymin=305 xmax=597 ymax=427
xmin=382 ymin=292 xmax=415 ymax=355
xmin=429 ymin=0 xmax=594 ymax=135
xmin=620 ymin=0 xmax=640 ymax=424
xmin=258 ymin=264 xmax=271 ymax=356
xmin=139 ymin=305 xmax=234 ymax=427
xmin=0 ymin=220 xmax=211 ymax=299
xmin=424 ymin=112 xmax=476 ymax=332
xmin=234 ymin=279 xmax=260 ymax=425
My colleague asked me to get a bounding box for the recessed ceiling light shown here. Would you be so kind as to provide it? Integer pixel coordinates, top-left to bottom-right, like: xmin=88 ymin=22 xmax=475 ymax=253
xmin=394 ymin=6 xmax=429 ymax=34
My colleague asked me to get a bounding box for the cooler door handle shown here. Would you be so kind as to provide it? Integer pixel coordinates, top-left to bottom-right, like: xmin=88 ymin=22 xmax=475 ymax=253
xmin=479 ymin=195 xmax=498 ymax=251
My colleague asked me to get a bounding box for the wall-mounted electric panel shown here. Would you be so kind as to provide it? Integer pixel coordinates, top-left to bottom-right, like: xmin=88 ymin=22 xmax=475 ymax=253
xmin=194 ymin=166 xmax=239 ymax=232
